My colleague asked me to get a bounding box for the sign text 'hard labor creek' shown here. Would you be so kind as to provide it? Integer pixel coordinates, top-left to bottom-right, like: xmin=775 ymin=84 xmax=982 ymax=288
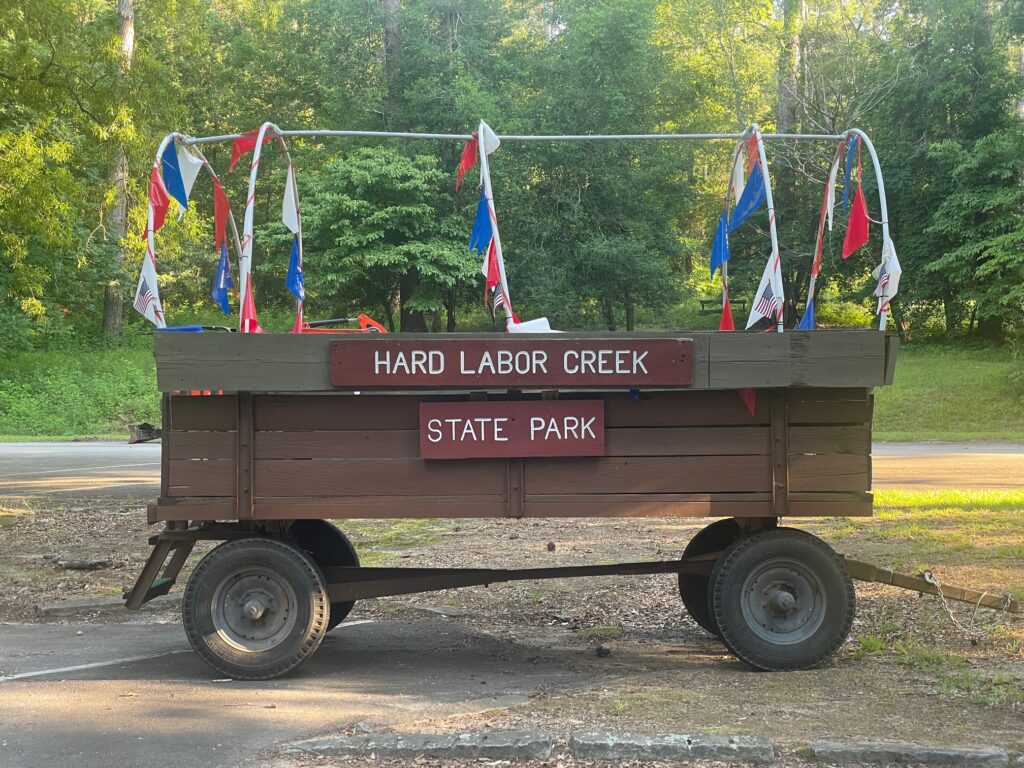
xmin=419 ymin=401 xmax=605 ymax=459
xmin=330 ymin=338 xmax=693 ymax=388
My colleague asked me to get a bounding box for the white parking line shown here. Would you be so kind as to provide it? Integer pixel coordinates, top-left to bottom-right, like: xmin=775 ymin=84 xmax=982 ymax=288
xmin=1 ymin=462 xmax=160 ymax=478
xmin=0 ymin=650 xmax=190 ymax=682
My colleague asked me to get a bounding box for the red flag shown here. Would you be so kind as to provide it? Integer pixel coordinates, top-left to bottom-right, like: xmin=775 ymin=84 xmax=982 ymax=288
xmin=148 ymin=167 xmax=170 ymax=234
xmin=485 ymin=240 xmax=500 ymax=290
xmin=455 ymin=132 xmax=479 ymax=191
xmin=229 ymin=129 xmax=272 ymax=172
xmin=213 ymin=178 xmax=230 ymax=252
xmin=737 ymin=388 xmax=757 ymax=416
xmin=842 ymin=184 xmax=870 ymax=258
xmin=746 ymin=136 xmax=759 ymax=174
xmin=239 ymin=275 xmax=263 ymax=333
xmin=719 ymin=294 xmax=735 ymax=331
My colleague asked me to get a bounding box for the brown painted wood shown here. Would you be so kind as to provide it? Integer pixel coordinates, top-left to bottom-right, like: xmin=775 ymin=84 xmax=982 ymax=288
xmin=152 ymin=498 xmax=241 ymax=522
xmin=787 ymin=388 xmax=870 ymax=424
xmin=155 ymin=330 xmax=891 ymax=393
xmin=253 ymin=458 xmax=508 ymax=497
xmin=884 ymin=334 xmax=900 ymax=385
xmin=167 ymin=459 xmax=236 ymax=497
xmin=523 ymin=495 xmax=772 ymax=518
xmin=602 ymin=390 xmax=769 ymax=427
xmin=255 ymin=430 xmax=421 ymax=459
xmin=169 ymin=394 xmax=237 ymax=431
xmin=236 ymin=393 xmax=254 ymax=519
xmin=604 ymin=427 xmax=770 ymax=456
xmin=523 ymin=456 xmax=771 ymax=495
xmin=789 ymin=454 xmax=871 ymax=492
xmin=252 ymin=497 xmax=508 ymax=519
xmin=508 ymin=459 xmax=524 ymax=518
xmin=420 ymin=401 xmax=604 ymax=459
xmin=788 ymin=425 xmax=870 ymax=455
xmin=160 ymin=395 xmax=170 ymax=497
xmin=255 ymin=394 xmax=423 ymax=431
xmin=789 ymin=492 xmax=872 ymax=517
xmin=770 ymin=389 xmax=790 ymax=517
xmin=168 ymin=431 xmax=236 ymax=460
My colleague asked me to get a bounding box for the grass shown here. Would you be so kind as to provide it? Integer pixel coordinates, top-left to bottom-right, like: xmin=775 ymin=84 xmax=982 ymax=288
xmin=339 ymin=518 xmax=442 ymax=566
xmin=874 ymin=345 xmax=1024 ymax=441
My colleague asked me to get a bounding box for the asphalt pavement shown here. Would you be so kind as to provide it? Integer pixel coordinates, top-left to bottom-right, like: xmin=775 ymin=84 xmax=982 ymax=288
xmin=2 ymin=440 xmax=1022 ymax=497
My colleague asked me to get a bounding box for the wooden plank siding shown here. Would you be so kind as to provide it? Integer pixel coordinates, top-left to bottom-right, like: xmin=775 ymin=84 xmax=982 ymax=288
xmin=156 ymin=383 xmax=877 ymax=523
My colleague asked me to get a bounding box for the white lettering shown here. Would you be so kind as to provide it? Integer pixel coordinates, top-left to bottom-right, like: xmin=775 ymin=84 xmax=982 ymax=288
xmin=427 ymin=418 xmax=443 ymax=443
xmin=429 ymin=350 xmax=444 ymax=374
xmin=544 ymin=419 xmax=562 ymax=440
xmin=534 ymin=350 xmax=549 ymax=373
xmin=494 ymin=417 xmax=509 ymax=441
xmin=478 ymin=351 xmax=495 ymax=375
xmin=530 ymin=416 xmax=545 ymax=439
xmin=374 ymin=350 xmax=390 ymax=375
xmin=392 ymin=351 xmax=410 ymax=375
xmin=564 ymin=416 xmax=579 ymax=439
xmin=460 ymin=350 xmax=473 ymax=375
xmin=633 ymin=350 xmax=648 ymax=375
xmin=410 ymin=350 xmax=427 ymax=375
xmin=563 ymin=350 xmax=579 ymax=374
xmin=581 ymin=416 xmax=596 ymax=439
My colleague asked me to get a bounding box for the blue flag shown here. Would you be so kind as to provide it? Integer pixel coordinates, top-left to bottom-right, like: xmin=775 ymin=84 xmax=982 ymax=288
xmin=161 ymin=142 xmax=188 ymax=210
xmin=709 ymin=211 xmax=729 ymax=277
xmin=468 ymin=188 xmax=493 ymax=255
xmin=728 ymin=162 xmax=766 ymax=233
xmin=843 ymin=135 xmax=859 ymax=210
xmin=211 ymin=241 xmax=233 ymax=315
xmin=796 ymin=297 xmax=815 ymax=330
xmin=286 ymin=236 xmax=304 ymax=301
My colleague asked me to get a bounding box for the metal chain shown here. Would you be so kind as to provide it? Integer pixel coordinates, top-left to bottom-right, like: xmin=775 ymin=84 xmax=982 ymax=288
xmin=918 ymin=569 xmax=1012 ymax=643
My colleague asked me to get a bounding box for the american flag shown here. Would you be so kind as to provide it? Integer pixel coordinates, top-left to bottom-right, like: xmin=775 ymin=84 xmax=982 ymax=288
xmin=134 ymin=276 xmax=157 ymax=315
xmin=754 ymin=280 xmax=781 ymax=319
xmin=492 ymin=284 xmax=506 ymax=316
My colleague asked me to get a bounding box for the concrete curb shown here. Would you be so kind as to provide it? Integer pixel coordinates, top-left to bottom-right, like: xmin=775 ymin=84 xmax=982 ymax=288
xmin=283 ymin=731 xmax=551 ymax=760
xmin=807 ymin=741 xmax=1010 ymax=767
xmin=571 ymin=731 xmax=774 ymax=763
xmin=35 ymin=594 xmax=180 ymax=618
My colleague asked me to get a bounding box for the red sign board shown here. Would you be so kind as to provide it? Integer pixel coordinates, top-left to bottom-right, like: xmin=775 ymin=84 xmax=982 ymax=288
xmin=420 ymin=401 xmax=605 ymax=459
xmin=331 ymin=338 xmax=692 ymax=389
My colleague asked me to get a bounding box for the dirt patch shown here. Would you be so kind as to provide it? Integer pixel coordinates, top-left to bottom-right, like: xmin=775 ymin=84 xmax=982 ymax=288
xmin=1 ymin=496 xmax=1021 ymax=754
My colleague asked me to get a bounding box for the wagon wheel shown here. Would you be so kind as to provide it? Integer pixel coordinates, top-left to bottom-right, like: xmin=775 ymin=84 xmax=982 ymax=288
xmin=709 ymin=528 xmax=855 ymax=671
xmin=182 ymin=537 xmax=329 ymax=680
xmin=290 ymin=519 xmax=360 ymax=631
xmin=678 ymin=518 xmax=742 ymax=637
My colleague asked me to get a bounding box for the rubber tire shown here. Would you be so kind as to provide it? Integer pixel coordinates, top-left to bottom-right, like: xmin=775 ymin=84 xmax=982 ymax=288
xmin=290 ymin=519 xmax=360 ymax=631
xmin=182 ymin=537 xmax=329 ymax=680
xmin=710 ymin=528 xmax=855 ymax=671
xmin=678 ymin=518 xmax=742 ymax=637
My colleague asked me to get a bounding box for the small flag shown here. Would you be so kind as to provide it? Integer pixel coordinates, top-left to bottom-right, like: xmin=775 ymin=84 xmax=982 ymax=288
xmin=229 ymin=128 xmax=273 ymax=172
xmin=728 ymin=162 xmax=766 ymax=232
xmin=873 ymin=237 xmax=902 ymax=313
xmin=746 ymin=136 xmax=759 ymax=176
xmin=484 ymin=240 xmax=500 ymax=290
xmin=455 ymin=132 xmax=479 ymax=191
xmin=161 ymin=142 xmax=188 ymax=210
xmin=719 ymin=294 xmax=735 ymax=331
xmin=709 ymin=211 xmax=729 ymax=277
xmin=796 ymin=297 xmax=815 ymax=330
xmin=176 ymin=144 xmax=205 ymax=221
xmin=286 ymin=236 xmax=304 ymax=301
xmin=211 ymin=241 xmax=233 ymax=316
xmin=213 ymin=178 xmax=230 ymax=252
xmin=746 ymin=251 xmax=783 ymax=328
xmin=738 ymin=389 xmax=757 ymax=416
xmin=753 ymin=277 xmax=779 ymax=318
xmin=730 ymin=151 xmax=746 ymax=204
xmin=843 ymin=135 xmax=859 ymax=210
xmin=134 ymin=275 xmax=157 ymax=317
xmin=133 ymin=256 xmax=165 ymax=328
xmin=239 ymin=274 xmax=263 ymax=333
xmin=469 ymin=189 xmax=493 ymax=255
xmin=479 ymin=122 xmax=501 ymax=155
xmin=842 ymin=184 xmax=870 ymax=258
xmin=148 ymin=167 xmax=171 ymax=235
xmin=825 ymin=153 xmax=840 ymax=231
xmin=282 ymin=164 xmax=300 ymax=234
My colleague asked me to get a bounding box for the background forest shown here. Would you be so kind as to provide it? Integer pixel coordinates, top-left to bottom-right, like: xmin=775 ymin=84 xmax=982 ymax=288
xmin=4 ymin=0 xmax=1024 ymax=349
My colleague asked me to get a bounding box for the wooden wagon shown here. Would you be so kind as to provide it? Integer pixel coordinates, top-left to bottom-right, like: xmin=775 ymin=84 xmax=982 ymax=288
xmin=133 ymin=327 xmax=1024 ymax=680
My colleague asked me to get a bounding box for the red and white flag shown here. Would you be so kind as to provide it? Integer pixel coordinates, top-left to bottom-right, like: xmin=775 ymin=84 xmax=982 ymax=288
xmin=873 ymin=236 xmax=902 ymax=314
xmin=746 ymin=248 xmax=784 ymax=329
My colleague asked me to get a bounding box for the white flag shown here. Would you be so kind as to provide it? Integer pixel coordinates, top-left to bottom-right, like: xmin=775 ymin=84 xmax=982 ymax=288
xmin=175 ymin=144 xmax=205 ymax=221
xmin=479 ymin=121 xmax=501 ymax=155
xmin=730 ymin=149 xmax=746 ymax=205
xmin=133 ymin=254 xmax=165 ymax=328
xmin=873 ymin=237 xmax=902 ymax=312
xmin=825 ymin=154 xmax=840 ymax=232
xmin=746 ymin=250 xmax=784 ymax=329
xmin=282 ymin=163 xmax=300 ymax=234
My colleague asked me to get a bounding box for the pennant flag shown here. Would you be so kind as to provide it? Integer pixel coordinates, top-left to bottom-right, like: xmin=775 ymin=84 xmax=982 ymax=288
xmin=719 ymin=294 xmax=735 ymax=331
xmin=738 ymin=388 xmax=757 ymax=416
xmin=873 ymin=237 xmax=902 ymax=312
xmin=455 ymin=132 xmax=479 ymax=191
xmin=746 ymin=136 xmax=759 ymax=175
xmin=239 ymin=275 xmax=263 ymax=333
xmin=728 ymin=162 xmax=766 ymax=232
xmin=469 ymin=189 xmax=493 ymax=255
xmin=211 ymin=241 xmax=233 ymax=316
xmin=730 ymin=151 xmax=746 ymax=204
xmin=161 ymin=142 xmax=188 ymax=210
xmin=148 ymin=167 xmax=171 ymax=235
xmin=176 ymin=144 xmax=205 ymax=221
xmin=133 ymin=256 xmax=164 ymax=328
xmin=479 ymin=121 xmax=501 ymax=155
xmin=282 ymin=164 xmax=300 ymax=234
xmin=842 ymin=184 xmax=870 ymax=258
xmin=796 ymin=297 xmax=815 ymax=330
xmin=825 ymin=153 xmax=840 ymax=231
xmin=746 ymin=251 xmax=783 ymax=329
xmin=709 ymin=211 xmax=730 ymax=277
xmin=286 ymin=236 xmax=304 ymax=301
xmin=213 ymin=178 xmax=230 ymax=252
xmin=229 ymin=128 xmax=273 ymax=172
xmin=843 ymin=135 xmax=859 ymax=209
xmin=484 ymin=240 xmax=500 ymax=290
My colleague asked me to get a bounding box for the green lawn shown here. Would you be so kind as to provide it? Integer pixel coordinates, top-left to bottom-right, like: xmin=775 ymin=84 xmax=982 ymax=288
xmin=874 ymin=345 xmax=1024 ymax=441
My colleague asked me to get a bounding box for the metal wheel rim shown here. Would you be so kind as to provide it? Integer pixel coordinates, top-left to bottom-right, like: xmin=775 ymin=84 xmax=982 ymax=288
xmin=211 ymin=566 xmax=299 ymax=653
xmin=739 ymin=556 xmax=826 ymax=645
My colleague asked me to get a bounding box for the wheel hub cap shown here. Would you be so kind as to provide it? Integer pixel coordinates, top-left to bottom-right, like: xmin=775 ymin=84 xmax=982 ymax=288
xmin=740 ymin=558 xmax=827 ymax=645
xmin=211 ymin=568 xmax=298 ymax=653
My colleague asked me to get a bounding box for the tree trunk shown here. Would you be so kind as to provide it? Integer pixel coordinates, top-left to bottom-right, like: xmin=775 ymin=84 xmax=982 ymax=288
xmin=624 ymin=294 xmax=635 ymax=331
xmin=602 ymin=298 xmax=616 ymax=331
xmin=399 ymin=268 xmax=427 ymax=331
xmin=776 ymin=0 xmax=801 ymax=133
xmin=102 ymin=0 xmax=135 ymax=340
xmin=446 ymin=289 xmax=456 ymax=332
